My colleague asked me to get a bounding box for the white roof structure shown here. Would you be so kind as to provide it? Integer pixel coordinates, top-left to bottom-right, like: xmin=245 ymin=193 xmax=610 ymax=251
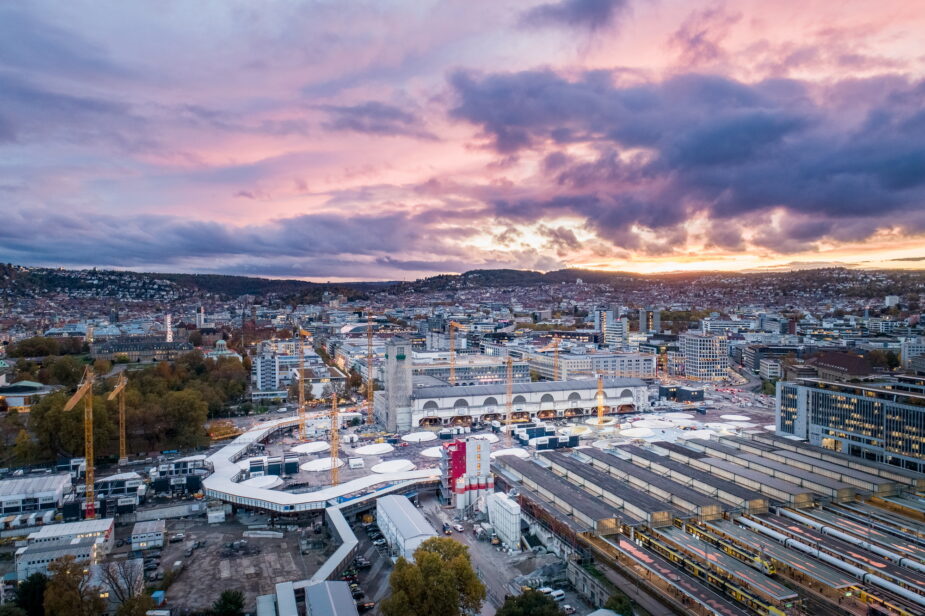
xmin=28 ymin=518 xmax=113 ymax=541
xmin=371 ymin=460 xmax=415 ymax=473
xmin=377 ymin=495 xmax=435 ymax=542
xmin=0 ymin=474 xmax=71 ymax=499
xmin=202 ymin=415 xmax=440 ymax=512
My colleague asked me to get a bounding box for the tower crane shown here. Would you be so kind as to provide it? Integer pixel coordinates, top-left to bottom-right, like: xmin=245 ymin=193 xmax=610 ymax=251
xmin=64 ymin=367 xmax=96 ymax=519
xmin=596 ymin=373 xmax=606 ymax=426
xmin=107 ymin=373 xmax=128 ymax=464
xmin=505 ymin=356 xmax=514 ymax=447
xmin=448 ymin=321 xmax=467 ymax=385
xmin=330 ymin=392 xmax=340 ymax=486
xmin=366 ymin=313 xmax=374 ymax=425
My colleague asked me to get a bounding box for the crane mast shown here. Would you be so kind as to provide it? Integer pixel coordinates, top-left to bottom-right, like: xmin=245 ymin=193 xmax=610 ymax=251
xmin=366 ymin=313 xmax=374 ymax=425
xmin=107 ymin=373 xmax=128 ymax=464
xmin=64 ymin=368 xmax=96 ymax=519
xmin=597 ymin=374 xmax=605 ymax=426
xmin=505 ymin=356 xmax=514 ymax=447
xmin=330 ymin=392 xmax=340 ymax=486
xmin=553 ymin=337 xmax=560 ymax=380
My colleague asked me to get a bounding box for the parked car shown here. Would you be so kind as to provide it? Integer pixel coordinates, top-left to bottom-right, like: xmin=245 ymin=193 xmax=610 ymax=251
xmin=357 ymin=602 xmax=376 ymax=613
xmin=453 ymin=524 xmax=464 ymax=532
xmin=372 ymin=539 xmax=386 ymax=547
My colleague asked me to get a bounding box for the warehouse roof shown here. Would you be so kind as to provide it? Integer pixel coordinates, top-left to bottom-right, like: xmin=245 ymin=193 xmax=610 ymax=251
xmin=28 ymin=518 xmax=113 ymax=540
xmin=0 ymin=473 xmax=71 ymax=499
xmin=377 ymin=495 xmax=436 ymax=542
xmin=305 ymin=581 xmax=359 ymax=616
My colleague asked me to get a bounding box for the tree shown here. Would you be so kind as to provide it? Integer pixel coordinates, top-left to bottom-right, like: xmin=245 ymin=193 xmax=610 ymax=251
xmin=14 ymin=429 xmax=40 ymax=464
xmin=115 ymin=595 xmax=155 ymax=616
xmin=496 ymin=591 xmax=562 ymax=616
xmin=211 ymin=590 xmax=244 ymax=616
xmin=97 ymin=560 xmax=144 ymax=605
xmin=13 ymin=572 xmax=46 ymax=616
xmin=44 ymin=555 xmax=106 ymax=616
xmin=604 ymin=592 xmax=633 ymax=616
xmin=381 ymin=537 xmax=486 ymax=616
xmin=0 ymin=604 xmax=28 ymax=616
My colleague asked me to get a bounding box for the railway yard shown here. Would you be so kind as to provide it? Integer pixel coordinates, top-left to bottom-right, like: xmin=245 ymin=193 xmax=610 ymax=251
xmin=494 ymin=430 xmax=925 ymax=616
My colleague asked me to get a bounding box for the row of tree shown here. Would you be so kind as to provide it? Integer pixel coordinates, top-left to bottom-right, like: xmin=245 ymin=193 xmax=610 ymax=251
xmin=4 ymin=351 xmax=248 ymax=464
xmin=5 ymin=336 xmax=86 ymax=358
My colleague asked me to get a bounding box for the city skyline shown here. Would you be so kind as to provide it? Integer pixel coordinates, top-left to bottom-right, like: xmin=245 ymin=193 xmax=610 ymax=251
xmin=3 ymin=0 xmax=925 ymax=281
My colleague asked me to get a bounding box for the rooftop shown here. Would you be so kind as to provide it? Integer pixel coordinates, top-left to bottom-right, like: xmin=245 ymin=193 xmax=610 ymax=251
xmin=412 ymin=376 xmax=645 ymax=399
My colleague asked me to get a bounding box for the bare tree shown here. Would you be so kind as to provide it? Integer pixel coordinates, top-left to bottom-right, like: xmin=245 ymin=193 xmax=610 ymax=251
xmin=97 ymin=560 xmax=144 ymax=605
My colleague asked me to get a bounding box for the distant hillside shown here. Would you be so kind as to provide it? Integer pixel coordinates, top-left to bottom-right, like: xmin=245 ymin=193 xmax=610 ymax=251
xmin=401 ymin=266 xmax=925 ymax=297
xmin=0 ymin=264 xmax=391 ymax=302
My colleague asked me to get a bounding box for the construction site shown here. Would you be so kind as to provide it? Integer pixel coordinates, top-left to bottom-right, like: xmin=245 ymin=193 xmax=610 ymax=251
xmin=492 ymin=431 xmax=925 ymax=616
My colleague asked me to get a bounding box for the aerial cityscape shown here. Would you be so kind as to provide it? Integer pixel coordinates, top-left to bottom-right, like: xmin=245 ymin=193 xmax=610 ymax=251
xmin=1 ymin=2 xmax=925 ymax=616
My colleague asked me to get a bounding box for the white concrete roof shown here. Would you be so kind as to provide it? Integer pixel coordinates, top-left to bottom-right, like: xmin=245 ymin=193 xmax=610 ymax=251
xmin=202 ymin=415 xmax=439 ymax=512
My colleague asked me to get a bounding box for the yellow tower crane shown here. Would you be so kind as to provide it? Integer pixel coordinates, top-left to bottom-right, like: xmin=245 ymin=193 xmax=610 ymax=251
xmin=64 ymin=367 xmax=96 ymax=519
xmin=330 ymin=392 xmax=340 ymax=486
xmin=596 ymin=374 xmax=606 ymax=426
xmin=366 ymin=313 xmax=375 ymax=425
xmin=448 ymin=321 xmax=467 ymax=385
xmin=107 ymin=373 xmax=128 ymax=464
xmin=505 ymin=356 xmax=514 ymax=447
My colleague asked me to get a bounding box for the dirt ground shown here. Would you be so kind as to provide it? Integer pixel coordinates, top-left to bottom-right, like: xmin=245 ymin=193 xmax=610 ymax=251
xmin=159 ymin=519 xmax=330 ymax=611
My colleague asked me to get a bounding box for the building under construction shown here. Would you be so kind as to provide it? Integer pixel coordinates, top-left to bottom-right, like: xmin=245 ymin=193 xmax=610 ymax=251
xmin=492 ymin=431 xmax=925 ymax=616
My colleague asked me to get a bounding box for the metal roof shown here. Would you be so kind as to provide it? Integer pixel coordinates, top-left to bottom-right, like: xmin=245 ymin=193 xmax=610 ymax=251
xmin=305 ymin=581 xmax=359 ymax=616
xmin=0 ymin=473 xmax=71 ymax=498
xmin=412 ymin=376 xmax=645 ymax=399
xmin=28 ymin=518 xmax=113 ymax=540
xmin=377 ymin=494 xmax=437 ymax=543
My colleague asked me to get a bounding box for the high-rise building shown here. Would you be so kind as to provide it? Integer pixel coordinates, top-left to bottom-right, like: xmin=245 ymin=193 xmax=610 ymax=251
xmin=777 ymin=378 xmax=925 ymax=472
xmin=252 ymin=353 xmax=281 ymax=391
xmin=164 ymin=313 xmax=173 ymax=343
xmin=195 ymin=306 xmax=206 ymax=329
xmin=639 ymin=307 xmax=661 ymax=333
xmin=901 ymin=338 xmax=925 ymax=369
xmin=679 ymin=332 xmax=729 ymax=381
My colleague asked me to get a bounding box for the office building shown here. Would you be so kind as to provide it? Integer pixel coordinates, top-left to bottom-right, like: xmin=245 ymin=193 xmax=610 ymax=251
xmin=680 ymin=333 xmax=729 ymax=381
xmin=901 ymin=338 xmax=925 ymax=369
xmin=777 ymin=378 xmax=925 ymax=472
xmin=759 ymin=358 xmax=783 ymax=381
xmin=639 ymin=307 xmax=661 ymax=333
xmin=527 ymin=351 xmax=656 ymax=381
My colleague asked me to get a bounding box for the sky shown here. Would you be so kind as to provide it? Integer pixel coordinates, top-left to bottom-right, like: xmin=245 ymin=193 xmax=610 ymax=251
xmin=2 ymin=0 xmax=925 ymax=282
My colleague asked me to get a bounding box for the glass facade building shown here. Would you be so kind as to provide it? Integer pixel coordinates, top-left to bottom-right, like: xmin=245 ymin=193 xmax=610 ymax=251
xmin=777 ymin=378 xmax=925 ymax=472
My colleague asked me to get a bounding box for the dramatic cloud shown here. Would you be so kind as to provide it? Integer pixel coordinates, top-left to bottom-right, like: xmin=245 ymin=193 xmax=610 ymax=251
xmin=450 ymin=68 xmax=925 ymax=253
xmin=319 ymin=101 xmax=435 ymax=139
xmin=1 ymin=0 xmax=924 ymax=278
xmin=521 ymin=0 xmax=629 ymax=31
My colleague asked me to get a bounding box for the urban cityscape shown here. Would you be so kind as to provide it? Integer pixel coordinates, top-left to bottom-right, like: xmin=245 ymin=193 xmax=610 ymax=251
xmin=2 ymin=3 xmax=925 ymax=616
